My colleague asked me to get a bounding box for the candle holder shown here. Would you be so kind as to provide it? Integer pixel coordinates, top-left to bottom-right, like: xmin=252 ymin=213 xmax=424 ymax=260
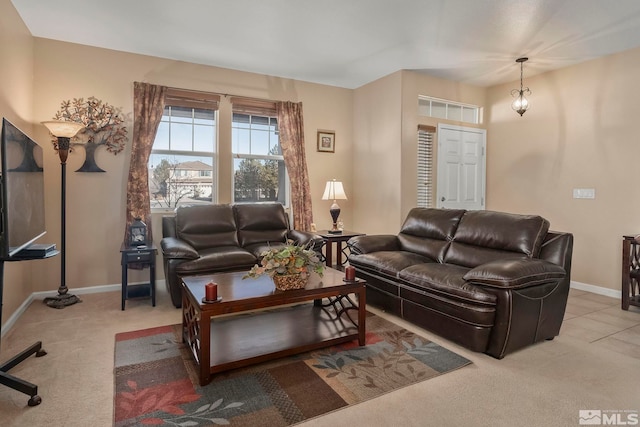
xmin=344 ymin=265 xmax=356 ymax=282
xmin=202 ymin=282 xmax=221 ymax=303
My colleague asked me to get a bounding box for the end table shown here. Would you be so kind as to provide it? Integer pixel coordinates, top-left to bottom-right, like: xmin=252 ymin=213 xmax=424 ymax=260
xmin=316 ymin=230 xmax=365 ymax=270
xmin=120 ymin=242 xmax=158 ymax=310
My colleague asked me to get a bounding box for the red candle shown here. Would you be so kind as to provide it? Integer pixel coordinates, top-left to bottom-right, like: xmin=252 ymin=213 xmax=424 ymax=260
xmin=205 ymin=282 xmax=218 ymax=301
xmin=345 ymin=266 xmax=356 ymax=281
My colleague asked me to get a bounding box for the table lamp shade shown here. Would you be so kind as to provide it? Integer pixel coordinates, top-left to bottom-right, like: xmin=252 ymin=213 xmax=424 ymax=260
xmin=322 ymin=180 xmax=347 ymax=201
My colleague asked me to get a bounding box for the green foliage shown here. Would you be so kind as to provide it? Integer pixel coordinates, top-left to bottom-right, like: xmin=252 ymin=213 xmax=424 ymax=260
xmin=244 ymin=241 xmax=324 ymax=280
xmin=234 ymin=145 xmax=283 ymax=202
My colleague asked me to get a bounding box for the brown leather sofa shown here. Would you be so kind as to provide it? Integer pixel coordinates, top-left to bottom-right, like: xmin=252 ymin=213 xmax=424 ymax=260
xmin=161 ymin=203 xmax=322 ymax=307
xmin=347 ymin=208 xmax=573 ymax=359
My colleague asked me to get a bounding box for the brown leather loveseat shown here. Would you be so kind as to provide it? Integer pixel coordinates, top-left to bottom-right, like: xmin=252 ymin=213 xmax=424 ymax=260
xmin=347 ymin=208 xmax=573 ymax=359
xmin=161 ymin=203 xmax=322 ymax=307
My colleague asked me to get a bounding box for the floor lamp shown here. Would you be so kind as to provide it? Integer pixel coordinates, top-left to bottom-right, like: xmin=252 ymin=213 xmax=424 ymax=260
xmin=41 ymin=120 xmax=84 ymax=309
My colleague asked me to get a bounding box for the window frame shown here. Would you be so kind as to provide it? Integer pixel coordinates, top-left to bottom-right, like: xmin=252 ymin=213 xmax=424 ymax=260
xmin=149 ymin=99 xmax=219 ymax=211
xmin=418 ymin=95 xmax=482 ymax=124
xmin=230 ymin=109 xmax=290 ymax=207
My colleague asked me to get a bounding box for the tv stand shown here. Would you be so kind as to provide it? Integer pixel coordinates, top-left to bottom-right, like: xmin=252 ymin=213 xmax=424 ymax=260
xmin=0 ymin=250 xmax=58 ymax=406
xmin=0 ymin=340 xmax=46 ymax=406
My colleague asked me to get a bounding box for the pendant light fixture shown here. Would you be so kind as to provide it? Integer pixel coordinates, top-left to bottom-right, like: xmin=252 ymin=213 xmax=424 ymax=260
xmin=511 ymin=57 xmax=531 ymax=116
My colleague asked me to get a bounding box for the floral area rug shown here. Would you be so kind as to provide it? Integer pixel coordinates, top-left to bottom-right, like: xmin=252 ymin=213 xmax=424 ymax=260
xmin=114 ymin=311 xmax=471 ymax=426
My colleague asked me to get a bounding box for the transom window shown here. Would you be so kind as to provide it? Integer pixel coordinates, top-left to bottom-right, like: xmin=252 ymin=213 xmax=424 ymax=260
xmin=418 ymin=96 xmax=482 ymax=124
xmin=232 ymin=112 xmax=288 ymax=205
xmin=149 ymin=105 xmax=217 ymax=209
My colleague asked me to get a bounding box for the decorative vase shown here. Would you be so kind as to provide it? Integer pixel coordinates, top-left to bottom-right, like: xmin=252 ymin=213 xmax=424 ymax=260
xmin=272 ymin=274 xmax=307 ymax=291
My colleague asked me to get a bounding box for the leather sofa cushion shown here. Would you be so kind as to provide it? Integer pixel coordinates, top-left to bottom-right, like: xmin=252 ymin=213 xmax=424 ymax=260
xmin=244 ymin=241 xmax=289 ymax=258
xmin=348 ymin=235 xmax=400 ymax=254
xmin=398 ymin=263 xmax=497 ymax=328
xmin=463 ymin=258 xmax=566 ymax=289
xmin=235 ymin=203 xmax=289 ymax=247
xmin=160 ymin=237 xmax=199 ymax=259
xmin=176 ymin=204 xmax=239 ymax=250
xmin=397 ymin=208 xmax=465 ymax=261
xmin=174 ymin=246 xmax=257 ymax=274
xmin=349 ymin=251 xmax=432 ymax=280
xmin=398 ymin=263 xmax=497 ymax=305
xmin=444 ymin=210 xmax=550 ymax=268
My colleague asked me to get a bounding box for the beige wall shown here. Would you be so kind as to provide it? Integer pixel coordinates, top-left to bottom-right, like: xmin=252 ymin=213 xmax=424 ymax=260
xmin=486 ymin=47 xmax=640 ymax=291
xmin=352 ymin=71 xmax=403 ymax=234
xmin=353 ymin=70 xmax=487 ymax=234
xmin=0 ymin=0 xmax=36 ymax=323
xmin=2 ymin=0 xmax=636 ymax=326
xmin=27 ymin=39 xmax=354 ymax=301
xmin=400 ymin=70 xmax=486 ymax=220
xmin=355 ymin=56 xmax=638 ymax=294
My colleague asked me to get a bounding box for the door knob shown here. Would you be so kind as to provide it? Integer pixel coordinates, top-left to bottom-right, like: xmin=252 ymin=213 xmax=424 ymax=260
xmin=441 ymin=197 xmax=445 ymax=202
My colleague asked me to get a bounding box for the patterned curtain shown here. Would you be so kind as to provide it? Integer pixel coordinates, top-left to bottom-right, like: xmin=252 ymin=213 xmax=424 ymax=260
xmin=124 ymin=82 xmax=166 ymax=244
xmin=277 ymin=101 xmax=313 ymax=230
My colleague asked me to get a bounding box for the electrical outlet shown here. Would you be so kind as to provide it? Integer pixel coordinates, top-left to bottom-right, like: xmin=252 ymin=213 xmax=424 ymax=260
xmin=573 ymin=188 xmax=595 ymax=199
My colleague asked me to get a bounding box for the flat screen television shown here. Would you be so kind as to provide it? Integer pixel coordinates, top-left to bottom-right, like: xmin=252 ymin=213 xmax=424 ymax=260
xmin=0 ymin=118 xmax=46 ymax=258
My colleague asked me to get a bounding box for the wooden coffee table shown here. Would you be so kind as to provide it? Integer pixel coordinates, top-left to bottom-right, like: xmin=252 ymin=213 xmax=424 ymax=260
xmin=181 ymin=267 xmax=366 ymax=386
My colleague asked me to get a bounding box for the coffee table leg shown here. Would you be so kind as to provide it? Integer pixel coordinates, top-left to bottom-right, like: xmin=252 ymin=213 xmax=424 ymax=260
xmin=199 ymin=314 xmax=211 ymax=386
xmin=358 ymin=287 xmax=366 ymax=346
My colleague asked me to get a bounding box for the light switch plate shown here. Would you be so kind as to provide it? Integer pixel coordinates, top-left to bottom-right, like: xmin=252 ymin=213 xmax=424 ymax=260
xmin=573 ymin=188 xmax=595 ymax=199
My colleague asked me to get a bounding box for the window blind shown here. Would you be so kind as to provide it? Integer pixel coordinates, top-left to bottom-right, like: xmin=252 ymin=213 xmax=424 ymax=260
xmin=417 ymin=125 xmax=435 ymax=208
xmin=165 ymin=87 xmax=220 ymax=110
xmin=230 ymin=96 xmax=277 ymax=117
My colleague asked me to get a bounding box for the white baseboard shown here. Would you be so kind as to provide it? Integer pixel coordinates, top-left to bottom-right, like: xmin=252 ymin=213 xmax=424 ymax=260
xmin=1 ymin=280 xmax=166 ymax=338
xmin=570 ymin=280 xmax=621 ymax=299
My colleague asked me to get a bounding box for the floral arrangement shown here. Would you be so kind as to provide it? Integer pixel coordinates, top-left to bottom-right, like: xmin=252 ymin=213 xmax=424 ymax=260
xmin=244 ymin=241 xmax=324 ymax=280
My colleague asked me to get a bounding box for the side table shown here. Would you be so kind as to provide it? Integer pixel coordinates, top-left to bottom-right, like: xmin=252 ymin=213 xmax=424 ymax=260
xmin=120 ymin=242 xmax=158 ymax=310
xmin=317 ymin=230 xmax=365 ymax=270
xmin=622 ymin=235 xmax=640 ymax=310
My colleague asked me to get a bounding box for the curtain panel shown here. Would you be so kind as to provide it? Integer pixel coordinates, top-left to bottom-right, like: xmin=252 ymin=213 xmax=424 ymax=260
xmin=124 ymin=82 xmax=167 ymax=245
xmin=276 ymin=101 xmax=313 ymax=231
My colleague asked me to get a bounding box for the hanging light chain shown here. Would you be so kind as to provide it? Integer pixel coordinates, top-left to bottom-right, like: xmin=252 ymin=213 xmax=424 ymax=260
xmin=511 ymin=57 xmax=530 ymax=116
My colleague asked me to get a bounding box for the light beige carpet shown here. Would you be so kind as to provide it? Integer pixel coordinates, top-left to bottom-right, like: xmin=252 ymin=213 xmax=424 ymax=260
xmin=0 ymin=288 xmax=639 ymax=426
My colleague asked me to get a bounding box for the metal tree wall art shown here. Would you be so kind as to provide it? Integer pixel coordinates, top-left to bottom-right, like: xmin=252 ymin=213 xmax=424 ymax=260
xmin=51 ymin=97 xmax=128 ymax=172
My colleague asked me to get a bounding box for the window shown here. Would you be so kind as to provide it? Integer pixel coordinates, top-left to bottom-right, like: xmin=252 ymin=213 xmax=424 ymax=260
xmin=231 ymin=109 xmax=288 ymax=205
xmin=417 ymin=125 xmax=435 ymax=208
xmin=148 ymin=90 xmax=219 ymax=209
xmin=418 ymin=96 xmax=481 ymax=124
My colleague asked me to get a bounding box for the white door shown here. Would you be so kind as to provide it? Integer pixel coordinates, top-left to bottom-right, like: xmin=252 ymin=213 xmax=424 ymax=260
xmin=436 ymin=124 xmax=486 ymax=210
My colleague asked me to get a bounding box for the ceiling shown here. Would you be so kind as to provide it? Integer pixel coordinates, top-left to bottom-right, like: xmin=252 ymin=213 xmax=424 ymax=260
xmin=11 ymin=0 xmax=640 ymax=89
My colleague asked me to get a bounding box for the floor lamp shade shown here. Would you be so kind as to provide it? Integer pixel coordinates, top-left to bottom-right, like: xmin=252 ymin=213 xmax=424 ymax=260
xmin=322 ymin=179 xmax=347 ymax=233
xmin=42 ymin=120 xmax=84 ymax=164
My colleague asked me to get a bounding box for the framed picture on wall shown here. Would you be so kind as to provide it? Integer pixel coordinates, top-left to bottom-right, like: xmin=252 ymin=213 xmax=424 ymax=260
xmin=317 ymin=131 xmax=335 ymax=153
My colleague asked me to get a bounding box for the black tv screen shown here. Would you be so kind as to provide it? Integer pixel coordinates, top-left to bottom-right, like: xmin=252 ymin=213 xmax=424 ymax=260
xmin=0 ymin=118 xmax=46 ymax=258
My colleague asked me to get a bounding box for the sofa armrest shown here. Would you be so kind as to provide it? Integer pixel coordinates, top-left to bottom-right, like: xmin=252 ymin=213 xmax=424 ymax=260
xmin=287 ymin=230 xmax=324 ymax=252
xmin=463 ymin=258 xmax=566 ymax=289
xmin=347 ymin=235 xmax=400 ymax=255
xmin=160 ymin=237 xmax=199 ymax=260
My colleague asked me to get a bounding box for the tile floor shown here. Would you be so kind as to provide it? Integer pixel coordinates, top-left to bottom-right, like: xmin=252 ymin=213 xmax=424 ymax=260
xmin=562 ymin=289 xmax=640 ymax=360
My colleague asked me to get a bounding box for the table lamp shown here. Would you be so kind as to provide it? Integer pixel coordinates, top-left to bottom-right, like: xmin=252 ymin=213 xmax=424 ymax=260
xmin=322 ymin=179 xmax=347 ymax=234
